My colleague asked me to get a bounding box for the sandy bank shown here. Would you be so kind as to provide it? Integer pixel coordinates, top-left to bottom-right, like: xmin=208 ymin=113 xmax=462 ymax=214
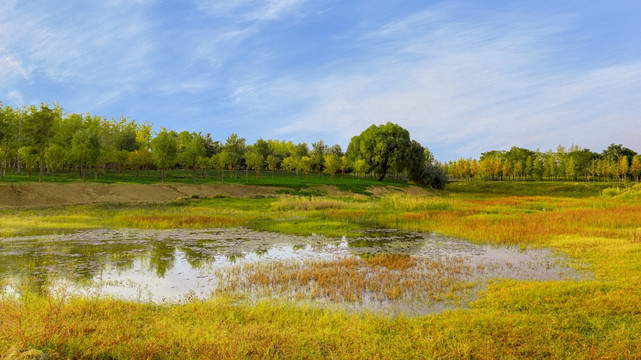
xmin=0 ymin=183 xmax=281 ymax=207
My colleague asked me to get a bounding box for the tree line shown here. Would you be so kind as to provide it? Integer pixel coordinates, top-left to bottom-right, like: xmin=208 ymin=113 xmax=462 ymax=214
xmin=0 ymin=102 xmax=447 ymax=188
xmin=444 ymin=144 xmax=641 ymax=182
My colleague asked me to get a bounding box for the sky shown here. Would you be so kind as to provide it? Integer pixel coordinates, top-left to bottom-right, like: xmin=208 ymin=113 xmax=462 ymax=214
xmin=1 ymin=0 xmax=640 ymax=161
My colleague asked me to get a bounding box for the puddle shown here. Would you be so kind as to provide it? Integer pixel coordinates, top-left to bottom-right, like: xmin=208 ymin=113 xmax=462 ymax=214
xmin=0 ymin=228 xmax=587 ymax=315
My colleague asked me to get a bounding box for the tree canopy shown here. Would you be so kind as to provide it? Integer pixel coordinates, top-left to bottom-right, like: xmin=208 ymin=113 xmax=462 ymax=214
xmin=346 ymin=123 xmax=411 ymax=181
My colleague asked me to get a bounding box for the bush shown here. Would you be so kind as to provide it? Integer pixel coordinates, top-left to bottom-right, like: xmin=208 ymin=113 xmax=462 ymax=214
xmin=409 ymin=162 xmax=448 ymax=190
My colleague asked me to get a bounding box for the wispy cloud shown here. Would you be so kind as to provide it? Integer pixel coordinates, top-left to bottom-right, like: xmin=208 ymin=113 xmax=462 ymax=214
xmin=0 ymin=1 xmax=638 ymax=158
xmin=0 ymin=55 xmax=30 ymax=83
xmin=196 ymin=0 xmax=308 ymax=22
xmin=0 ymin=0 xmax=157 ymax=109
xmin=228 ymin=6 xmax=641 ymax=158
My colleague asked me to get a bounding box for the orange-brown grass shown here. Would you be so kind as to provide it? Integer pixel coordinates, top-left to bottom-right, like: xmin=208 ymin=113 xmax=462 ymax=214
xmin=366 ymin=253 xmax=417 ymax=270
xmin=115 ymin=215 xmax=247 ymax=229
xmin=388 ymin=205 xmax=641 ymax=245
xmin=215 ymin=255 xmax=473 ymax=304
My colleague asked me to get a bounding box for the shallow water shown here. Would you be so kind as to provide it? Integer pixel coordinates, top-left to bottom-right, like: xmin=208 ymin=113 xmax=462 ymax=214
xmin=0 ymin=228 xmax=586 ymax=315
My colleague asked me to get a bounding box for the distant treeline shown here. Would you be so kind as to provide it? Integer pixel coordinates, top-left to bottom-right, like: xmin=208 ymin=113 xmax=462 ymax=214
xmin=0 ymin=103 xmax=446 ymax=188
xmin=444 ymin=145 xmax=641 ymax=182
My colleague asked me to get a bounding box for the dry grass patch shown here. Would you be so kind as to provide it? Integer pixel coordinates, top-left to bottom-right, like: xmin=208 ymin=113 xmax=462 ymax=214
xmin=387 ymin=204 xmax=641 ymax=245
xmin=215 ymin=255 xmax=475 ymax=304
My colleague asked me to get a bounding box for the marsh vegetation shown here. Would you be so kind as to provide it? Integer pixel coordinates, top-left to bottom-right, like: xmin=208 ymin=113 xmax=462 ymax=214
xmin=1 ymin=181 xmax=640 ymax=359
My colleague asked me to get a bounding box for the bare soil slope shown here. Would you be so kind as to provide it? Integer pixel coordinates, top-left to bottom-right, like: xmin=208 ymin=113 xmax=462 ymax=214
xmin=0 ymin=183 xmax=434 ymax=208
xmin=0 ymin=183 xmax=281 ymax=207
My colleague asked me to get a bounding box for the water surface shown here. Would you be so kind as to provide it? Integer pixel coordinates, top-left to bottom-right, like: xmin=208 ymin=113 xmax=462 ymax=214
xmin=0 ymin=228 xmax=586 ymax=315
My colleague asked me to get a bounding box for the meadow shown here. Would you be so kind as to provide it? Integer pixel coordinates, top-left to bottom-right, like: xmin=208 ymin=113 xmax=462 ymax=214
xmin=0 ymin=180 xmax=640 ymax=359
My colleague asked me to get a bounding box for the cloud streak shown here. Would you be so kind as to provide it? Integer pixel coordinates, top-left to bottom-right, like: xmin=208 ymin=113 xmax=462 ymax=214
xmin=231 ymin=7 xmax=641 ymax=159
xmin=196 ymin=0 xmax=308 ymax=22
xmin=0 ymin=1 xmax=638 ymax=160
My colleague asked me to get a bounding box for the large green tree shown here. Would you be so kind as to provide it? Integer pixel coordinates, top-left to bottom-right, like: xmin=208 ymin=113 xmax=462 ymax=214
xmin=346 ymin=123 xmax=411 ymax=181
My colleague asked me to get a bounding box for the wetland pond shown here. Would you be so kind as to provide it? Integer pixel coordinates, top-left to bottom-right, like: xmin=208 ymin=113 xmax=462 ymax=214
xmin=0 ymin=228 xmax=586 ymax=315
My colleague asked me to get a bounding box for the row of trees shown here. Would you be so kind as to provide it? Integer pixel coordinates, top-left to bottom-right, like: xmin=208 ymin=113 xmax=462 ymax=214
xmin=444 ymin=145 xmax=641 ymax=182
xmin=0 ymin=103 xmax=447 ymax=188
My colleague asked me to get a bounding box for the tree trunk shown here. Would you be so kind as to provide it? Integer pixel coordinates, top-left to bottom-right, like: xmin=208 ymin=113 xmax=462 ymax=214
xmin=39 ymin=155 xmax=44 ymax=182
xmin=161 ymin=168 xmax=165 ymax=183
xmin=192 ymin=167 xmax=197 ymax=184
xmin=81 ymin=164 xmax=86 ymax=183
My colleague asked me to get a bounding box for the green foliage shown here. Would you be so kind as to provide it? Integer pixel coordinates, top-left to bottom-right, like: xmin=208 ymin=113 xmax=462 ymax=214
xmin=266 ymin=155 xmax=280 ymax=173
xmin=406 ymin=141 xmax=448 ymax=189
xmin=151 ymin=129 xmax=178 ymax=183
xmin=69 ymin=127 xmax=102 ymax=182
xmin=281 ymin=156 xmax=297 ymax=175
xmin=17 ymin=146 xmax=38 ymax=178
xmin=224 ymin=133 xmax=246 ymax=169
xmin=179 ymin=135 xmax=206 ymax=183
xmin=630 ymin=155 xmax=641 ymax=182
xmin=1 ymin=181 xmax=639 ymax=359
xmin=245 ymin=150 xmax=264 ymax=179
xmin=1 ymin=101 xmax=638 ymax=191
xmin=22 ymin=104 xmax=60 ymax=181
xmin=0 ymin=145 xmax=9 ymax=181
xmin=311 ymin=140 xmax=328 ymax=173
xmin=44 ymin=143 xmax=67 ymax=180
xmin=323 ymin=153 xmax=341 ymax=180
xmin=347 ymin=122 xmax=411 ymax=181
xmin=352 ymin=159 xmax=368 ymax=179
xmin=299 ymin=156 xmax=314 ymax=178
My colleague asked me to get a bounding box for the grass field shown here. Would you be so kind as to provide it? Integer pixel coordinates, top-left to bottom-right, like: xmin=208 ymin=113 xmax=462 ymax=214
xmin=0 ymin=169 xmax=408 ymax=195
xmin=1 ymin=181 xmax=640 ymax=359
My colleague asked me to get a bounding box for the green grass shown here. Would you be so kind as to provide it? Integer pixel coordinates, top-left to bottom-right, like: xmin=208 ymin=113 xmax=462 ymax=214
xmin=1 ymin=180 xmax=640 ymax=359
xmin=446 ymin=180 xmax=618 ymax=198
xmin=0 ymin=169 xmax=405 ymax=195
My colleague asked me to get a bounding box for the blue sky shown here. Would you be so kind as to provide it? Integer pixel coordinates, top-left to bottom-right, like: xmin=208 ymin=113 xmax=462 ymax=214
xmin=1 ymin=0 xmax=640 ymax=161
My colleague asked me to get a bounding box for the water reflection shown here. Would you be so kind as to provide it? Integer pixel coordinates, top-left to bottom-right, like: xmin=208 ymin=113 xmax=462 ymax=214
xmin=0 ymin=228 xmax=587 ymax=314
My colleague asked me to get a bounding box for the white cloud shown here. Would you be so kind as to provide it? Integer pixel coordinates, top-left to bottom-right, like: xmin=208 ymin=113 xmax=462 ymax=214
xmin=226 ymin=7 xmax=641 ymax=159
xmin=0 ymin=55 xmax=30 ymax=82
xmin=7 ymin=90 xmax=23 ymax=105
xmin=0 ymin=1 xmax=157 ymax=99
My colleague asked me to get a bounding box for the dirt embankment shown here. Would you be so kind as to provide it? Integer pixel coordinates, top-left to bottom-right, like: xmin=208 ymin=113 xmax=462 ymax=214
xmin=0 ymin=183 xmax=281 ymax=208
xmin=0 ymin=183 xmax=435 ymax=208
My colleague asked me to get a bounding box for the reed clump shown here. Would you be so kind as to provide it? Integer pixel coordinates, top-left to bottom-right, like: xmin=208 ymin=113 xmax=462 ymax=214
xmin=380 ymin=194 xmax=454 ymax=211
xmin=215 ymin=255 xmax=474 ymax=304
xmin=115 ymin=215 xmax=246 ymax=228
xmin=271 ymin=196 xmax=347 ymax=211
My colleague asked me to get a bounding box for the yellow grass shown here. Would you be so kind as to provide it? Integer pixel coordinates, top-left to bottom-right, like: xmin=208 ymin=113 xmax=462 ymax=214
xmin=1 ymin=182 xmax=640 ymax=358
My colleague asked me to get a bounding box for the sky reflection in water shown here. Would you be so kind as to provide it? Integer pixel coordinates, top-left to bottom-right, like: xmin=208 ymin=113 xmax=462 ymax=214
xmin=0 ymin=228 xmax=586 ymax=315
